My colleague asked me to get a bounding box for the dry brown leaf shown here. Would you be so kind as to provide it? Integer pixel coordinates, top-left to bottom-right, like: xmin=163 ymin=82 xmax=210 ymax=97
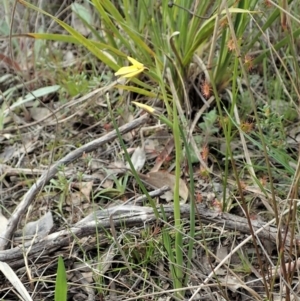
xmin=216 ymin=246 xmax=229 ymax=264
xmin=150 ymin=138 xmax=174 ymax=172
xmin=66 ymin=191 xmax=83 ymax=206
xmin=119 ymin=110 xmax=135 ymax=141
xmin=23 ymin=211 xmax=53 ymax=237
xmin=78 ymin=181 xmax=93 ymax=202
xmin=29 ymin=107 xmax=51 ymax=122
xmin=71 ymin=181 xmax=93 ymax=202
xmin=222 ymin=275 xmax=241 ymax=292
xmin=94 ymin=173 xmax=114 ymax=189
xmin=139 ymin=171 xmax=188 ymax=203
xmin=144 ymin=129 xmax=171 ymax=160
xmin=106 ymin=160 xmax=127 ymax=175
xmin=127 ymin=146 xmax=146 ymax=172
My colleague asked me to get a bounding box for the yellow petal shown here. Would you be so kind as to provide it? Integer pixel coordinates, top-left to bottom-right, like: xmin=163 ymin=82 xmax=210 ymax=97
xmin=123 ymin=69 xmax=143 ymax=78
xmin=132 ymin=101 xmax=155 ymax=113
xmin=115 ymin=56 xmax=146 ymax=79
xmin=115 ymin=66 xmax=140 ymax=77
xmin=127 ymin=56 xmax=144 ymax=69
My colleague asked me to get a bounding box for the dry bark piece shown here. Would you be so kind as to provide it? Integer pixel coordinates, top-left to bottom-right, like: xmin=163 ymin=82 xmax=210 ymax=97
xmin=0 ymin=203 xmax=287 ymax=269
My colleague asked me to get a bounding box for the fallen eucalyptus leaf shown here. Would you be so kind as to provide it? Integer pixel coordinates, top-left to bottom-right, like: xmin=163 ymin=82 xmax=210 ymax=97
xmin=119 ymin=110 xmax=134 ymax=141
xmin=0 ymin=261 xmax=33 ymax=301
xmin=139 ymin=171 xmax=188 ymax=203
xmin=127 ymin=146 xmax=146 ymax=172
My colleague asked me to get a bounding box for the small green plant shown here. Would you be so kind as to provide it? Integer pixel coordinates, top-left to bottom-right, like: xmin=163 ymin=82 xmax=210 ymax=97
xmin=47 ymin=165 xmax=71 ymax=214
xmin=233 ymin=251 xmax=253 ymax=274
xmin=199 ymin=109 xmax=219 ymax=140
xmin=61 ymin=72 xmax=90 ymax=97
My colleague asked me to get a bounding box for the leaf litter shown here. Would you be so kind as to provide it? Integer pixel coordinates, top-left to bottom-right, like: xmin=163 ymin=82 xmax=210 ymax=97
xmin=0 ymin=88 xmax=286 ymax=301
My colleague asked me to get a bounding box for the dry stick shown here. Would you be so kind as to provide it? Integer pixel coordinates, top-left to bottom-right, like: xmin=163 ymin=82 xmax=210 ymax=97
xmin=0 ymin=203 xmax=290 ymax=268
xmin=122 ymin=185 xmax=170 ymax=205
xmin=0 ymin=114 xmax=149 ymax=250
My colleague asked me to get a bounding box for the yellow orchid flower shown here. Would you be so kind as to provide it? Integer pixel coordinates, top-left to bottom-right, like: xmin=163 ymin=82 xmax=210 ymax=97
xmin=115 ymin=56 xmax=146 ymax=78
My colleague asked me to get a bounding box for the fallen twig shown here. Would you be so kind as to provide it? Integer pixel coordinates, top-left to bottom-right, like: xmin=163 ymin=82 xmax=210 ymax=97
xmin=0 ymin=203 xmax=286 ymax=268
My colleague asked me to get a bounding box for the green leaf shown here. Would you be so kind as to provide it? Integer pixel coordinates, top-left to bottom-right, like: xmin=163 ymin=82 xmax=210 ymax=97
xmin=3 ymin=85 xmax=60 ymax=117
xmin=71 ymin=3 xmax=92 ymax=24
xmin=199 ymin=109 xmax=218 ymax=133
xmin=55 ymin=256 xmax=68 ymax=301
xmin=27 ymin=33 xmax=127 ymax=58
